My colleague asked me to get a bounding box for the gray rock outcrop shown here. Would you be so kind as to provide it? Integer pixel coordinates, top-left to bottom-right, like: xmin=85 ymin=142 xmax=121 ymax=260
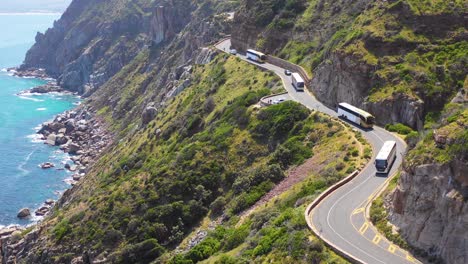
xmin=142 ymin=105 xmax=158 ymax=125
xmin=390 ymin=161 xmax=468 ymax=264
xmin=311 ymin=52 xmax=424 ymax=130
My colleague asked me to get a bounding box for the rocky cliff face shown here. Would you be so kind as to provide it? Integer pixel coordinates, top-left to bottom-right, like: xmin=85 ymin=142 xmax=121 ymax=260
xmin=310 ymin=51 xmax=425 ymax=129
xmin=390 ymin=161 xmax=468 ymax=264
xmin=389 ymin=107 xmax=468 ymax=264
xmin=21 ymin=0 xmax=193 ymax=95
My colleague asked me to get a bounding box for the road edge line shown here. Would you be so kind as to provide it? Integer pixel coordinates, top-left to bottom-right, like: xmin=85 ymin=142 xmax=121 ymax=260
xmin=305 ymin=170 xmax=366 ymax=264
xmin=361 ymin=134 xmax=421 ymax=262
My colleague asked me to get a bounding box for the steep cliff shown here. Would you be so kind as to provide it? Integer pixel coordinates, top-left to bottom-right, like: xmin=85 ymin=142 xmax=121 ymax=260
xmin=21 ymin=0 xmax=194 ymax=95
xmin=390 ymin=105 xmax=468 ymax=263
xmin=231 ymin=0 xmax=467 ymax=130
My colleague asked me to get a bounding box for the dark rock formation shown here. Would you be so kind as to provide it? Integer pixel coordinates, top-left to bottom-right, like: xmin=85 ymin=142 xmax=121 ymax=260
xmin=17 ymin=208 xmax=31 ymax=218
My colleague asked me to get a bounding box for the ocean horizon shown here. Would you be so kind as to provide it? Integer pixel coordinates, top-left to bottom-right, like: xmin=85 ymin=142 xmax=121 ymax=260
xmin=0 ymin=13 xmax=79 ymax=227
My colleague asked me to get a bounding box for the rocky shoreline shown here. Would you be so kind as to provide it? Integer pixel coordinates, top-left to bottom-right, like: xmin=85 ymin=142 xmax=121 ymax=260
xmin=1 ymin=72 xmax=112 ymax=263
xmin=7 ymin=67 xmax=72 ymax=95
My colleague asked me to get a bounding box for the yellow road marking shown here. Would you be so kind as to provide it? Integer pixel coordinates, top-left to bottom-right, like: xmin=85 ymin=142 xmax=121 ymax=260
xmin=372 ymin=235 xmax=381 ymax=244
xmin=388 ymin=245 xmax=396 ymax=253
xmin=359 ymin=223 xmax=369 ymax=234
xmin=352 ymin=208 xmax=365 ymax=215
xmin=406 ymin=254 xmax=416 ymax=263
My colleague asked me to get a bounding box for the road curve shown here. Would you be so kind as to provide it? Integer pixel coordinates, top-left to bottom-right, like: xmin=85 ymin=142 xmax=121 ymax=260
xmin=215 ymin=39 xmax=421 ymax=264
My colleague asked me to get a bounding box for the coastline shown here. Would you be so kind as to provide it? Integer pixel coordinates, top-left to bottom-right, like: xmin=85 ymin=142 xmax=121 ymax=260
xmin=0 ymin=69 xmax=112 ymax=234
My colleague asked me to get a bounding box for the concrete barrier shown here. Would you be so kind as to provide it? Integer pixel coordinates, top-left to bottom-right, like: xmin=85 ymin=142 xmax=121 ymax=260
xmin=259 ymin=92 xmax=288 ymax=106
xmin=212 ymin=35 xmax=231 ymax=49
xmin=304 ymin=170 xmax=366 ymax=264
xmin=266 ymin=55 xmax=312 ymax=89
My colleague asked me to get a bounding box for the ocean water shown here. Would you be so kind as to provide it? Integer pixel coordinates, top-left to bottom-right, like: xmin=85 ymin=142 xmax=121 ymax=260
xmin=0 ymin=13 xmax=79 ymax=226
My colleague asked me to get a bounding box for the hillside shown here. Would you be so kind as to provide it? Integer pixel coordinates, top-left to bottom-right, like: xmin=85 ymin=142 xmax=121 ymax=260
xmin=1 ymin=0 xmax=466 ymax=263
xmin=2 ymin=53 xmax=364 ymax=263
xmin=231 ymin=0 xmax=467 ymax=130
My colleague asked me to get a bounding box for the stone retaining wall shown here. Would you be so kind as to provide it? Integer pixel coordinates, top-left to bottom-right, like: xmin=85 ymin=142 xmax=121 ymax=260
xmin=265 ymin=55 xmax=312 ymax=89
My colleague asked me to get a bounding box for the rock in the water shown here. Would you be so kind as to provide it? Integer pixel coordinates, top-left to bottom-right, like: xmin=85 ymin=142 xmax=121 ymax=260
xmin=17 ymin=208 xmax=31 ymax=218
xmin=72 ymin=174 xmax=82 ymax=181
xmin=35 ymin=206 xmax=50 ymax=216
xmin=40 ymin=162 xmax=55 ymax=169
xmin=45 ymin=199 xmax=55 ymax=205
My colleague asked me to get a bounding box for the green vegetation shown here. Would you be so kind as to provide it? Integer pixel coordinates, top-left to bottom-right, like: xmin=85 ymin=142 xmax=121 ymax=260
xmin=240 ymin=0 xmax=466 ymax=127
xmin=385 ymin=123 xmax=414 ymax=135
xmin=406 ymin=106 xmax=468 ymax=167
xmin=41 ymin=54 xmax=362 ymax=263
xmin=173 ymin=145 xmax=358 ymax=263
xmin=370 ymin=173 xmax=409 ymax=250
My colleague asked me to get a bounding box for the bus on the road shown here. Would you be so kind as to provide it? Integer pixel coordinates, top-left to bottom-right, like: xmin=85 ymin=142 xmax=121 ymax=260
xmin=291 ymin=73 xmax=305 ymax=91
xmin=375 ymin=141 xmax=397 ymax=174
xmin=246 ymin=49 xmax=266 ymax=63
xmin=337 ymin=102 xmax=375 ymax=128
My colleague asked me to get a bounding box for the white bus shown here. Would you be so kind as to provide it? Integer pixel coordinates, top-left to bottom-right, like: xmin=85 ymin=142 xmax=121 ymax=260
xmin=337 ymin=102 xmax=375 ymax=128
xmin=375 ymin=141 xmax=397 ymax=174
xmin=291 ymin=73 xmax=305 ymax=91
xmin=246 ymin=49 xmax=266 ymax=63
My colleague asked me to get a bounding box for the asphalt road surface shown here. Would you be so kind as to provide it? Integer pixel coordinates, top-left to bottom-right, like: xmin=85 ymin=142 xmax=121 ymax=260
xmin=216 ymin=39 xmax=421 ymax=264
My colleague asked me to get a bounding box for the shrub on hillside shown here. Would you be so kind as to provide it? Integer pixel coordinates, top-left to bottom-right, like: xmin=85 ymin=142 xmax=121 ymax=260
xmin=385 ymin=123 xmax=414 ymax=135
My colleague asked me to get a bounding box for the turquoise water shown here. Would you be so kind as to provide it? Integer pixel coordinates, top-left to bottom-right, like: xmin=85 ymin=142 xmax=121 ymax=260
xmin=0 ymin=13 xmax=79 ymax=226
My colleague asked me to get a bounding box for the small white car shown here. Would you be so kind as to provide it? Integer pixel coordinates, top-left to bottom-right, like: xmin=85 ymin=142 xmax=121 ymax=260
xmin=229 ymin=49 xmax=237 ymax=55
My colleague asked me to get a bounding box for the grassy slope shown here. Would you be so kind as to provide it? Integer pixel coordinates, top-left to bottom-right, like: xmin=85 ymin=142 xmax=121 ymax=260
xmin=38 ymin=53 xmax=366 ymax=263
xmin=171 ymin=119 xmax=368 ymax=263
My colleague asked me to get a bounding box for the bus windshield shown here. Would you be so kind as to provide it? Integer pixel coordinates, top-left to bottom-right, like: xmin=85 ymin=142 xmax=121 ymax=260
xmin=375 ymin=159 xmax=387 ymax=169
xmin=367 ymin=116 xmax=375 ymax=124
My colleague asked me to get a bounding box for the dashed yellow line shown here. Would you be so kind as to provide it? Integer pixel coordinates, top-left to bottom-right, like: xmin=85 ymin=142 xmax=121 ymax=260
xmin=359 ymin=223 xmax=369 ymax=234
xmin=372 ymin=235 xmax=382 ymax=244
xmin=352 ymin=208 xmax=365 ymax=215
xmin=406 ymin=254 xmax=416 ymax=263
xmin=388 ymin=244 xmax=396 ymax=253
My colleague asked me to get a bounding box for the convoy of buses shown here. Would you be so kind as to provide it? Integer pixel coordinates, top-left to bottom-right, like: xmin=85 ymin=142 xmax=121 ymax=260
xmin=236 ymin=48 xmax=397 ymax=175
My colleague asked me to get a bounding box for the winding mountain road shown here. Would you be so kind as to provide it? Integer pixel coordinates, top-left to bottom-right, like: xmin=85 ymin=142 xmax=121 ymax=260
xmin=215 ymin=39 xmax=422 ymax=264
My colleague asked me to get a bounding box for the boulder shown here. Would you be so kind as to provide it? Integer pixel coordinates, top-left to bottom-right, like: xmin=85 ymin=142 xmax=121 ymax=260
xmin=72 ymin=174 xmax=82 ymax=181
xmin=77 ymin=124 xmax=88 ymax=131
xmin=45 ymin=199 xmax=55 ymax=205
xmin=68 ymin=143 xmax=80 ymax=154
xmin=45 ymin=134 xmax=57 ymax=145
xmin=49 ymin=122 xmax=65 ymax=132
xmin=35 ymin=206 xmax=50 ymax=216
xmin=65 ymin=119 xmax=76 ymax=132
xmin=55 ymin=134 xmax=68 ymax=145
xmin=40 ymin=162 xmax=55 ymax=169
xmin=142 ymin=106 xmax=158 ymax=124
xmin=10 ymin=230 xmax=23 ymax=244
xmin=17 ymin=208 xmax=31 ymax=218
